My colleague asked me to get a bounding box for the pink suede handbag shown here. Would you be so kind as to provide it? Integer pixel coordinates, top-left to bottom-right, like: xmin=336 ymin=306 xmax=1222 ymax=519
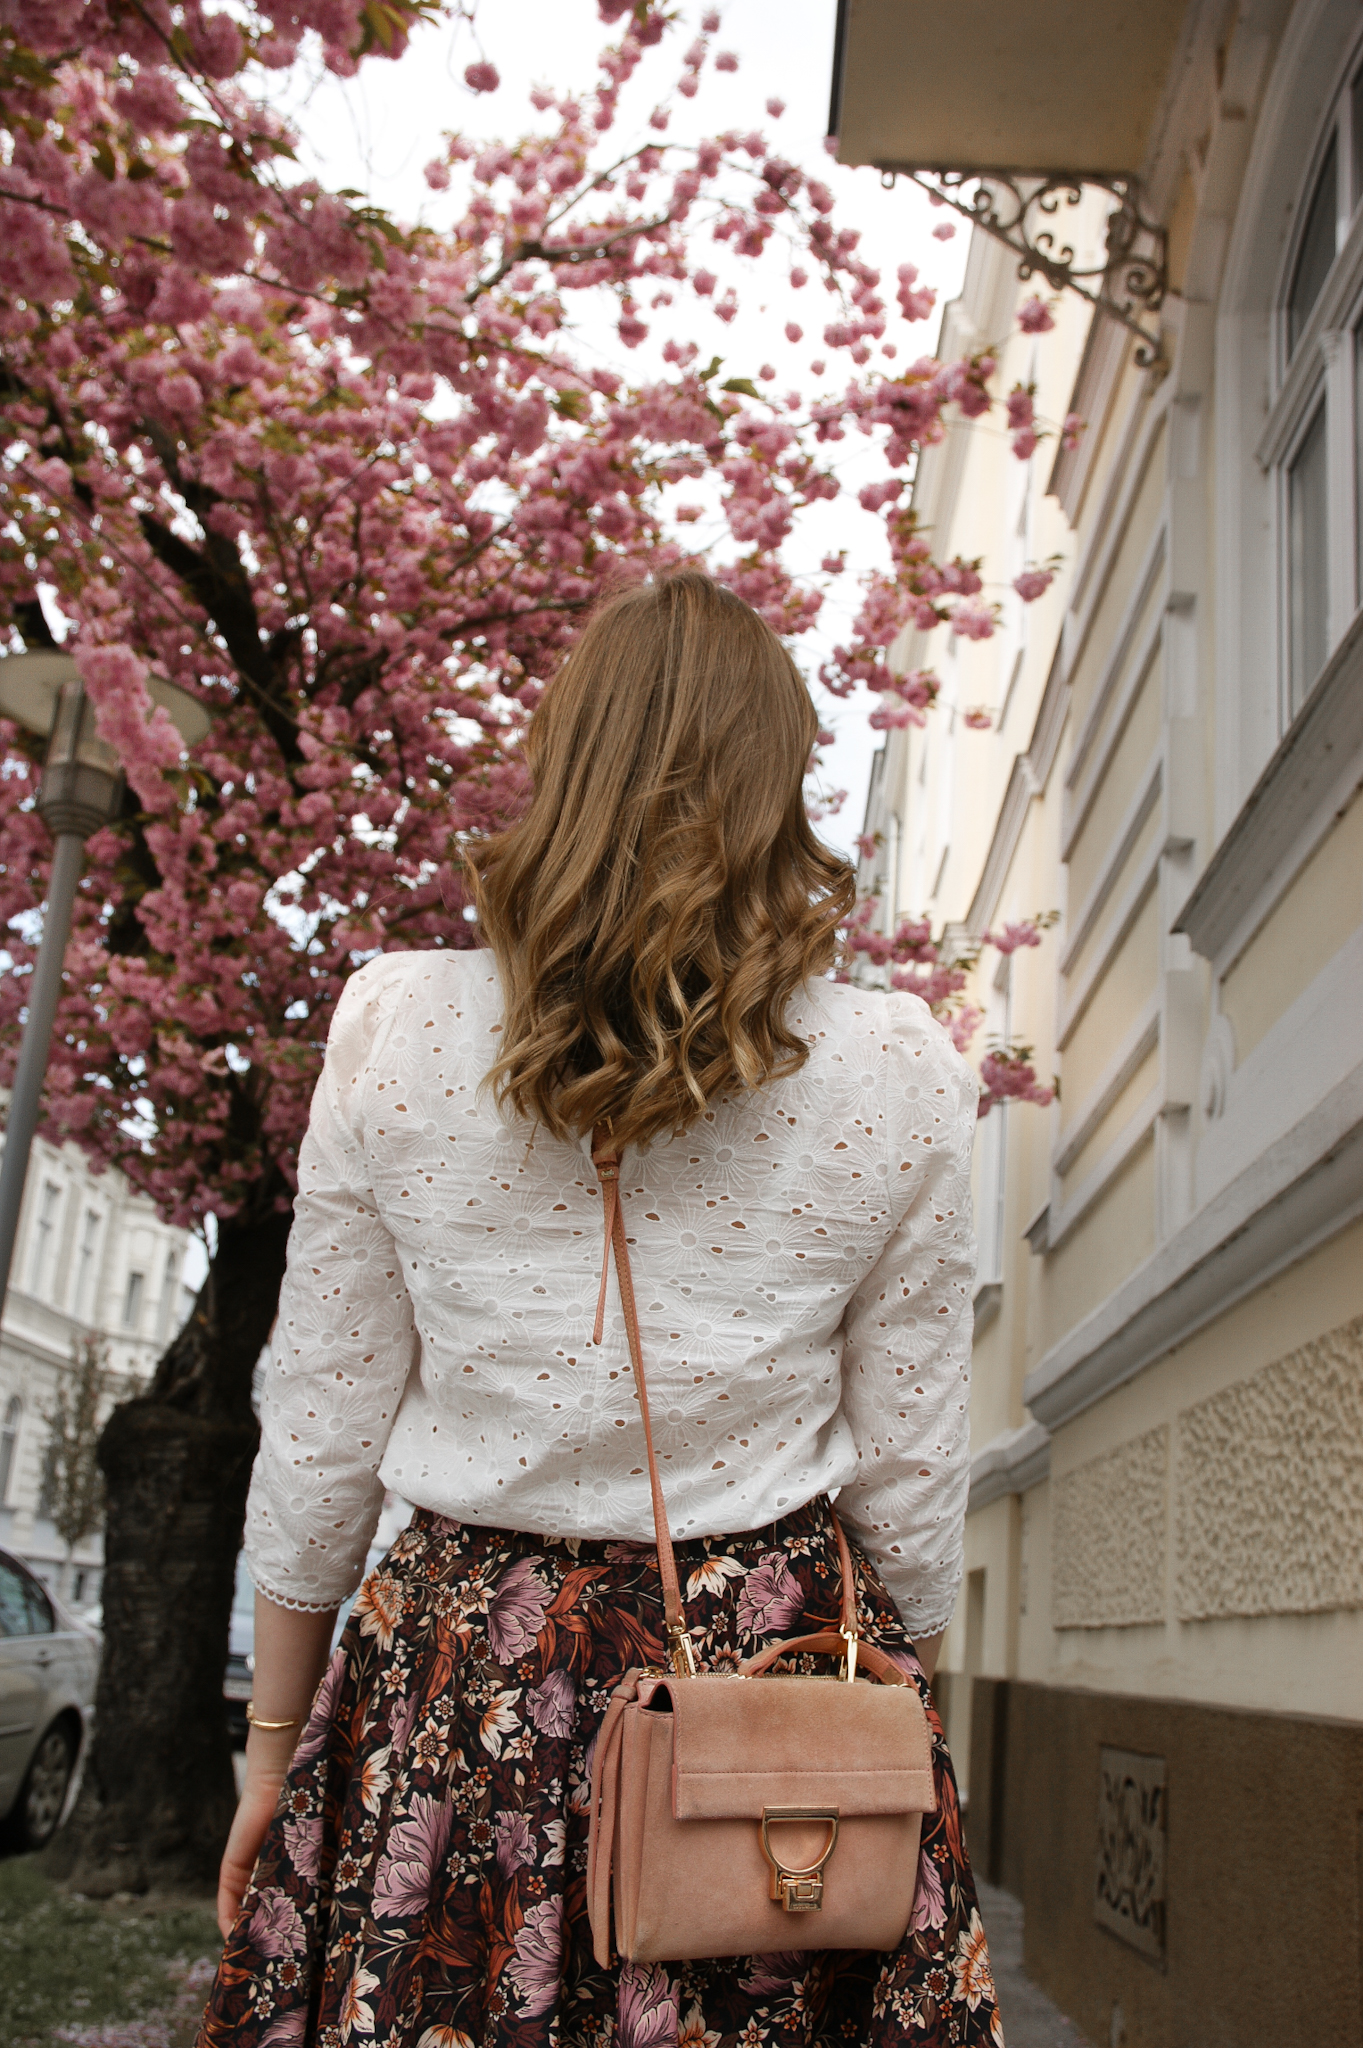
xmin=586 ymin=1133 xmax=936 ymax=1967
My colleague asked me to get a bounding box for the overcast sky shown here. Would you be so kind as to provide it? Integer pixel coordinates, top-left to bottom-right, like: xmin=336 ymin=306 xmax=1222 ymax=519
xmin=258 ymin=1 xmax=969 ymax=856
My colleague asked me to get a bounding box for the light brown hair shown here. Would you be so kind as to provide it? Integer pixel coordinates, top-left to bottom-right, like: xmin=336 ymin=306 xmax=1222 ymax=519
xmin=466 ymin=569 xmax=854 ymax=1147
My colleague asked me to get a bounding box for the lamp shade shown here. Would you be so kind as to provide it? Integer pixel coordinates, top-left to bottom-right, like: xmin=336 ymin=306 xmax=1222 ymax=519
xmin=37 ymin=680 xmax=123 ymax=838
xmin=0 ymin=649 xmax=211 ymax=748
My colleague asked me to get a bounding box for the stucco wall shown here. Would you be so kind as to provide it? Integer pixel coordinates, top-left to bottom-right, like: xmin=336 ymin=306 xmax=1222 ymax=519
xmin=1028 ymin=1217 xmax=1363 ymax=1722
xmin=1052 ymin=1423 xmax=1168 ymax=1628
xmin=1176 ymin=1312 xmax=1363 ymax=1620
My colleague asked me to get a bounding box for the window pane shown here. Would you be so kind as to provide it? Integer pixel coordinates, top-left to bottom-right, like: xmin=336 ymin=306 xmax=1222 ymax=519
xmin=1289 ymin=134 xmax=1338 ymax=355
xmin=0 ymin=1562 xmax=31 ymax=1637
xmin=24 ymin=1576 xmax=54 ymax=1634
xmin=1288 ymin=400 xmax=1329 ymax=718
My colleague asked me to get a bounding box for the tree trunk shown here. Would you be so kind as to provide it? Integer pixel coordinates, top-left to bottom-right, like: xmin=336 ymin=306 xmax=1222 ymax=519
xmin=55 ymin=1198 xmax=292 ymax=1895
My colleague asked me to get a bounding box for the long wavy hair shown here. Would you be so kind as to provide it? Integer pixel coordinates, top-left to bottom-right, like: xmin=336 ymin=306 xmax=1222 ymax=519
xmin=466 ymin=569 xmax=855 ymax=1148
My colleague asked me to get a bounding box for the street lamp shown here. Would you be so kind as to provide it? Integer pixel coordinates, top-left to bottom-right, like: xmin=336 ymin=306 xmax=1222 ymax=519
xmin=0 ymin=652 xmax=210 ymax=1309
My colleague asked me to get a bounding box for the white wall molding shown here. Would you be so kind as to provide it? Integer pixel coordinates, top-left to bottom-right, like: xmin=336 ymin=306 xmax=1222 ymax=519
xmin=1054 ymin=999 xmax=1160 ymax=1177
xmin=972 ymin=1279 xmax=1002 ymax=1336
xmin=1057 ymin=837 xmax=1161 ymax=1050
xmin=968 ymin=1418 xmax=1052 ymax=1515
xmin=1048 ymin=1090 xmax=1162 ymax=1252
xmin=1064 ymin=527 xmax=1167 ymax=830
xmin=1196 ymin=919 xmax=1363 ymax=1208
xmin=1066 ymin=368 xmax=1168 ymax=641
xmin=1047 ymin=305 xmax=1131 ymax=527
xmin=1175 ymin=606 xmax=1363 ymax=969
xmin=1025 ymin=1057 xmax=1363 ymax=1430
xmin=963 ymin=645 xmax=1069 ymax=939
xmin=1061 ymin=756 xmax=1163 ymax=973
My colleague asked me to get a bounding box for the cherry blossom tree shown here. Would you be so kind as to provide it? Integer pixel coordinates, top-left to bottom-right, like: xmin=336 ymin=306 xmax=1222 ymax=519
xmin=841 ymin=905 xmax=1058 ymax=1116
xmin=0 ymin=0 xmax=1061 ymax=1886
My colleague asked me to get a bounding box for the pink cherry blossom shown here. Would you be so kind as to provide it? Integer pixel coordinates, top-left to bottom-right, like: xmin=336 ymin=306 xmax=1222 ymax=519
xmin=1014 ymin=566 xmax=1055 ymax=603
xmin=840 ymin=898 xmax=1058 ymax=1087
xmin=0 ymin=0 xmax=1064 ymax=1272
xmin=951 ymin=597 xmax=997 ymax=641
xmin=1018 ymin=294 xmax=1056 ymax=333
xmin=985 ymin=920 xmax=1044 ymax=954
xmin=978 ymin=1047 xmax=1057 ymax=1118
xmin=963 ymin=707 xmax=992 ymax=730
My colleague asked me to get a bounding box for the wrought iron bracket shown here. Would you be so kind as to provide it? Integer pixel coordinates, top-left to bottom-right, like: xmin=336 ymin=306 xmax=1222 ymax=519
xmin=879 ymin=168 xmax=1168 ymax=372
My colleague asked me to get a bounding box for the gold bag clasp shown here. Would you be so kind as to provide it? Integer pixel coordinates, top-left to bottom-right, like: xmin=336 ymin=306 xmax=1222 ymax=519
xmin=759 ymin=1806 xmax=840 ymax=1912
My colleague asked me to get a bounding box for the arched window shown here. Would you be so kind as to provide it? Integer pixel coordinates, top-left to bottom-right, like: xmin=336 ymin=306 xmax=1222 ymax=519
xmin=1272 ymin=30 xmax=1363 ymax=724
xmin=0 ymin=1396 xmax=20 ymax=1507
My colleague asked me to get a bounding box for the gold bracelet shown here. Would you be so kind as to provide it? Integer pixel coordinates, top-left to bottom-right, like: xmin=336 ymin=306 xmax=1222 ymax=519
xmin=245 ymin=1703 xmax=302 ymax=1731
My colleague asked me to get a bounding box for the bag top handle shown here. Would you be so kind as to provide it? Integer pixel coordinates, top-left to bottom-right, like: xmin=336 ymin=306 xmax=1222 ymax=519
xmin=590 ymin=1126 xmax=859 ymax=1676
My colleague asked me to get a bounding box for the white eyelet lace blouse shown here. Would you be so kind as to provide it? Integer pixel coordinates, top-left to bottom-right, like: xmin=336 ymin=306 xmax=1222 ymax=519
xmin=244 ymin=950 xmax=979 ymax=1638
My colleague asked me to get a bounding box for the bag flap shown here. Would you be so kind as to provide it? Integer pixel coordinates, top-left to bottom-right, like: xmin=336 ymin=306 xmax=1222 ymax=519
xmin=653 ymin=1674 xmax=936 ymax=1820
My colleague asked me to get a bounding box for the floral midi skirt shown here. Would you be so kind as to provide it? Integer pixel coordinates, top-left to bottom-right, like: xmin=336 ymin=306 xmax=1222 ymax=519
xmin=197 ymin=1500 xmax=1002 ymax=2048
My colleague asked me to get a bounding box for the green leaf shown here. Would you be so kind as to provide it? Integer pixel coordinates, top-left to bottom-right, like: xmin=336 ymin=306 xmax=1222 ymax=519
xmin=698 ymin=356 xmax=723 ymax=382
xmin=719 ymin=377 xmax=759 ymax=399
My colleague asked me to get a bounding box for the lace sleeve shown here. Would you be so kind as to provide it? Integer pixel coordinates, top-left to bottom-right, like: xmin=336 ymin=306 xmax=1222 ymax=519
xmin=243 ymin=956 xmax=419 ymax=1611
xmin=837 ymin=998 xmax=978 ymax=1640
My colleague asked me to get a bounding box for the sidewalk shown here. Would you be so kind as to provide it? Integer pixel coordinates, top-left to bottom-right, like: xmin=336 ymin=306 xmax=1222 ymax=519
xmin=978 ymin=1882 xmax=1092 ymax=2048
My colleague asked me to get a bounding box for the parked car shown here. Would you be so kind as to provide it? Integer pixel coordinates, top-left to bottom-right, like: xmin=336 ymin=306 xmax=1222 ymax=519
xmin=224 ymin=1557 xmax=254 ymax=1748
xmin=0 ymin=1546 xmax=99 ymax=1852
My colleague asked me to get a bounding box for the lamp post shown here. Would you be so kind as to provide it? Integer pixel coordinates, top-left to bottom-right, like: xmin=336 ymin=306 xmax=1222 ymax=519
xmin=0 ymin=652 xmax=210 ymax=1310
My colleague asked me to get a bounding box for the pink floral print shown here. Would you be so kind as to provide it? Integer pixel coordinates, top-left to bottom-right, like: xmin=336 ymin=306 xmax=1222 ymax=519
xmin=197 ymin=1502 xmax=999 ymax=2048
xmin=735 ymin=1550 xmax=806 ymax=1635
xmin=487 ymin=1558 xmax=553 ymax=1663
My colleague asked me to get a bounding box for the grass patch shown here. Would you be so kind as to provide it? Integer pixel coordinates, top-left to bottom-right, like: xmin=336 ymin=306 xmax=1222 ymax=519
xmin=0 ymin=1855 xmax=223 ymax=2048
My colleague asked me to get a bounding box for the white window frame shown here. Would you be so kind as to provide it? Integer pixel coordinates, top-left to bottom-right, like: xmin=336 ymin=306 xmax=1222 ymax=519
xmin=1263 ymin=25 xmax=1363 ymax=734
xmin=0 ymin=1395 xmax=20 ymax=1507
xmin=28 ymin=1180 xmax=62 ymax=1298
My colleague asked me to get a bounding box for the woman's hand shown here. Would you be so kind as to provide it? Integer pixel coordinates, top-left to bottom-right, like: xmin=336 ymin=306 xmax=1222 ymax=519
xmin=217 ymin=1729 xmax=296 ymax=1937
xmin=216 ymin=1592 xmax=340 ymax=1940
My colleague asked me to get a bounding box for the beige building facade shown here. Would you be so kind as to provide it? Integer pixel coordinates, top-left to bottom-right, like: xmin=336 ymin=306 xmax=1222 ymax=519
xmin=0 ymin=1121 xmax=200 ymax=1605
xmin=836 ymin=3 xmax=1363 ymax=2042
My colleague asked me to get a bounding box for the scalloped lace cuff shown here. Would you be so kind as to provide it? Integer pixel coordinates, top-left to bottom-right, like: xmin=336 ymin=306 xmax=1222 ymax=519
xmin=252 ymin=1580 xmax=349 ymax=1615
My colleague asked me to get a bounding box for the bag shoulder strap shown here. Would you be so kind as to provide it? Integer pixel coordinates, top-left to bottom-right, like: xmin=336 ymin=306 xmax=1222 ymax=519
xmin=590 ymin=1128 xmax=859 ymax=1677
